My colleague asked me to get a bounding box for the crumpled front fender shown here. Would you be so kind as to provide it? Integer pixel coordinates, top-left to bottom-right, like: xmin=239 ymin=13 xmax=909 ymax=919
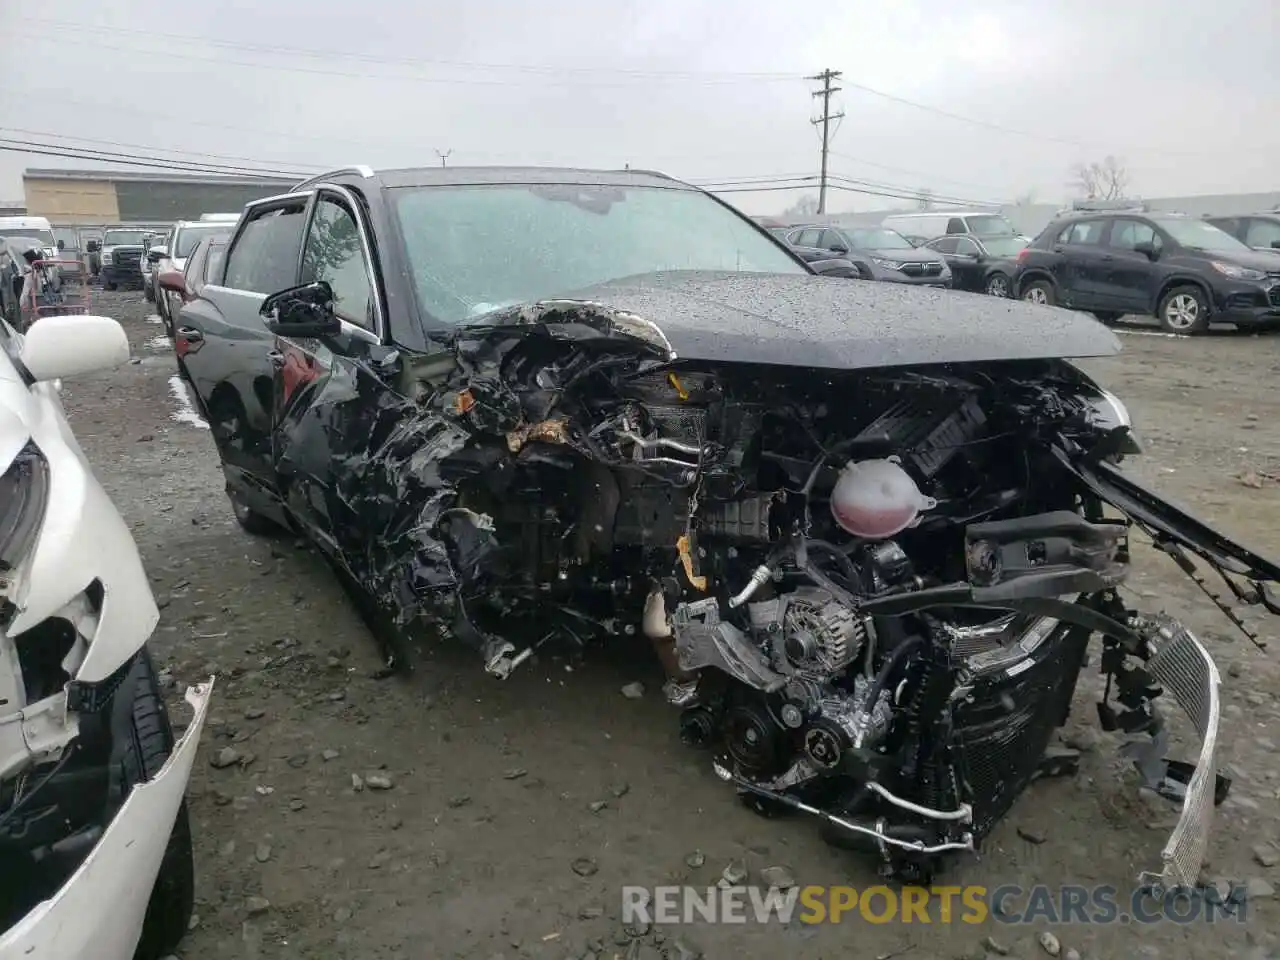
xmin=0 ymin=681 xmax=213 ymax=960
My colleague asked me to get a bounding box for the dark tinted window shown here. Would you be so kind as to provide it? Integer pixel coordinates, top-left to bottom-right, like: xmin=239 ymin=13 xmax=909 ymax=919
xmin=946 ymin=218 xmax=965 ymax=234
xmin=929 ymin=237 xmax=959 ymax=254
xmin=954 ymin=237 xmax=980 ymax=256
xmin=1109 ymin=219 xmax=1161 ymax=252
xmin=796 ymin=229 xmax=823 ymax=247
xmin=205 ymin=241 xmax=228 ymax=283
xmin=175 ymin=223 xmax=233 ymax=258
xmin=819 ymin=230 xmax=846 ymax=250
xmin=1244 ymin=218 xmax=1280 ymax=250
xmin=301 ymin=196 xmax=374 ymax=329
xmin=1056 ymin=220 xmax=1104 ymax=245
xmin=224 ymin=201 xmax=307 ymax=295
xmin=1209 ymin=217 xmax=1239 ymax=238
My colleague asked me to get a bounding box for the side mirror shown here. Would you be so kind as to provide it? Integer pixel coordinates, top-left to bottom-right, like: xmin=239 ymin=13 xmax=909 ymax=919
xmin=261 ymin=280 xmax=341 ymax=337
xmin=1133 ymin=241 xmax=1158 ymax=261
xmin=19 ymin=315 xmax=130 ymax=382
xmin=157 ymin=268 xmax=187 ymax=295
xmin=146 ymin=247 xmax=169 ymax=263
xmin=829 ymin=244 xmax=849 ymax=255
xmin=810 ymin=258 xmax=860 ymax=279
xmin=86 ymin=240 xmax=101 ymax=253
xmin=56 ymin=240 xmax=65 ymax=251
xmin=1271 ymin=240 xmax=1280 ymax=250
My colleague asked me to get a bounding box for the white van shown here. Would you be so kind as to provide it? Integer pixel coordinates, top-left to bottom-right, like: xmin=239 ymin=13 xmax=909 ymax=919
xmin=0 ymin=216 xmax=59 ymax=259
xmin=881 ymin=210 xmax=1027 ymax=245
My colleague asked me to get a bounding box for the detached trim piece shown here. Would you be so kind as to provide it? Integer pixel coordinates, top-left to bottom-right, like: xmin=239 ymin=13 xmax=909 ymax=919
xmin=1140 ymin=620 xmax=1221 ymax=890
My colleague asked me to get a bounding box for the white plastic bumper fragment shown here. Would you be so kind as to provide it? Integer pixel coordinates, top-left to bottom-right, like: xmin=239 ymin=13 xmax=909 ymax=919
xmin=0 ymin=680 xmax=213 ymax=960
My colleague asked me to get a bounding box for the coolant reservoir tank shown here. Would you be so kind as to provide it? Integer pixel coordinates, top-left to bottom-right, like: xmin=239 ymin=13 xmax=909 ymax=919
xmin=829 ymin=457 xmax=937 ymax=539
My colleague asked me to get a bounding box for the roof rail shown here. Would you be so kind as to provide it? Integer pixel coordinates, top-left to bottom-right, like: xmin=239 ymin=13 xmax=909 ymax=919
xmin=292 ymin=165 xmax=376 ymax=191
xmin=1067 ymin=198 xmax=1148 ymax=213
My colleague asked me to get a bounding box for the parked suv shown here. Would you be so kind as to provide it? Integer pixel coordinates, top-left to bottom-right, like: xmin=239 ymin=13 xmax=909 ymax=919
xmin=1013 ymin=212 xmax=1280 ymax=334
xmin=150 ymin=217 xmax=239 ymax=329
xmin=1205 ymin=214 xmax=1280 ymax=255
xmin=783 ymin=224 xmax=952 ymax=286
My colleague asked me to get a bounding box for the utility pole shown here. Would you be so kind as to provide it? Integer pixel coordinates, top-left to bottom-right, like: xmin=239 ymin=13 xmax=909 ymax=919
xmin=807 ymin=69 xmax=843 ymax=215
xmin=435 ymin=149 xmax=452 ymax=168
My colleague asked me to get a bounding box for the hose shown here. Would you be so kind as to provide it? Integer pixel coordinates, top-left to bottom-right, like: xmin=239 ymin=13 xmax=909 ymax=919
xmin=861 ymin=633 xmax=926 ymax=728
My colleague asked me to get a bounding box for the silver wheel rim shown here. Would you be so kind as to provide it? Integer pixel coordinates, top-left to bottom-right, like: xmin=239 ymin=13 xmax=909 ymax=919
xmin=1164 ymin=293 xmax=1200 ymax=330
xmin=1024 ymin=287 xmax=1047 ymax=304
xmin=988 ymin=276 xmax=1008 ymax=297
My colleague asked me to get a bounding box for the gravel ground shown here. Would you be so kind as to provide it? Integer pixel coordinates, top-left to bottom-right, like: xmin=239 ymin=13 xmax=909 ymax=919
xmin=61 ymin=292 xmax=1280 ymax=960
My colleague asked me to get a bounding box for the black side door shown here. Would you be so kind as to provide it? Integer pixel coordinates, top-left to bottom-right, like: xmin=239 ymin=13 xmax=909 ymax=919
xmin=1102 ymin=218 xmax=1165 ymax=313
xmin=270 ymin=187 xmax=400 ymax=558
xmin=179 ymin=195 xmax=310 ymax=514
xmin=1048 ymin=219 xmax=1108 ymax=307
xmin=947 ymin=236 xmax=986 ymax=291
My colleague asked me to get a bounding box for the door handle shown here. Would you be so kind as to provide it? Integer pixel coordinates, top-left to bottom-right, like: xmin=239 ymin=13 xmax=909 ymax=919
xmin=267 ymin=349 xmax=285 ymax=369
xmin=176 ymin=326 xmax=203 ymax=341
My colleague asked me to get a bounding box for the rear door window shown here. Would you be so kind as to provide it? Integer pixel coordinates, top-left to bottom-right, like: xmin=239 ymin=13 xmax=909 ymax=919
xmin=930 ymin=237 xmax=959 ymax=254
xmin=223 ymin=199 xmax=308 ymax=295
xmin=1056 ymin=220 xmax=1105 ymax=245
xmin=1109 ymin=219 xmax=1162 ymax=253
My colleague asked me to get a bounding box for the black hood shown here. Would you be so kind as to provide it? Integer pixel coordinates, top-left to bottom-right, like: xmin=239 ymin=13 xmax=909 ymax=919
xmin=541 ymin=271 xmax=1120 ymax=370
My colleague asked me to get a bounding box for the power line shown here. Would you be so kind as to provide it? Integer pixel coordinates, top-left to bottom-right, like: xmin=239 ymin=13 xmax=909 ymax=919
xmin=0 ymin=126 xmax=327 ymax=174
xmin=436 ymin=149 xmax=453 ymax=168
xmin=808 ymin=69 xmax=844 ymax=215
xmin=25 ymin=18 xmax=804 ymax=81
xmin=0 ymin=140 xmax=307 ymax=179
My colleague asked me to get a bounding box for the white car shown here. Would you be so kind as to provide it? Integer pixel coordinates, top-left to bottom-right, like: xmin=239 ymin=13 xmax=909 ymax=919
xmin=0 ymin=314 xmax=211 ymax=960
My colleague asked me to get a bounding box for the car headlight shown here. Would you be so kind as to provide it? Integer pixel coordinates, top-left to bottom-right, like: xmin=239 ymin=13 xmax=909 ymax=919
xmin=0 ymin=441 xmax=50 ymax=573
xmin=1210 ymin=260 xmax=1265 ymax=281
xmin=1088 ymin=388 xmax=1143 ymax=455
xmin=870 ymin=257 xmax=905 ymax=271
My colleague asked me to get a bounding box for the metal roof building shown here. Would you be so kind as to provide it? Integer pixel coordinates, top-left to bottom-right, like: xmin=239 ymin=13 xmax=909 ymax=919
xmin=22 ymin=168 xmax=296 ymax=226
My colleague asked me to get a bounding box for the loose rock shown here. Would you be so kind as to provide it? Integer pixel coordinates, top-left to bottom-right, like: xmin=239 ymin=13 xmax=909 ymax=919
xmin=447 ymin=794 xmax=471 ymax=808
xmin=589 ymin=800 xmax=608 ymax=813
xmin=244 ymin=896 xmax=270 ymax=917
xmin=685 ymin=850 xmax=706 ymax=869
xmin=611 ymin=782 xmax=631 ymax=798
xmin=210 ymin=746 xmax=241 ymax=769
xmin=621 ymin=682 xmax=645 ymax=700
xmin=366 ymin=773 xmax=395 ymax=790
xmin=1253 ymin=844 xmax=1279 ymax=868
xmin=369 ymin=850 xmax=392 ymax=870
xmin=254 ymin=843 xmax=272 ymax=863
xmin=760 ymin=865 xmax=796 ymax=890
xmin=322 ymin=748 xmax=340 ymax=762
xmin=502 ymin=768 xmax=528 ymax=780
xmin=983 ymin=935 xmax=1010 ymax=955
xmin=1228 ymin=662 xmax=1244 ymax=679
xmin=1245 ymin=876 xmax=1276 ymax=899
xmin=1064 ymin=949 xmax=1081 ymax=960
xmin=571 ymin=857 xmax=599 ymax=877
xmin=243 ymin=706 xmax=266 ymax=720
xmin=721 ymin=861 xmax=748 ymax=885
xmin=579 ymin=904 xmax=605 ymax=920
xmin=1017 ymin=826 xmax=1048 ymax=845
xmin=351 ymin=773 xmax=365 ymax=792
xmin=1038 ymin=931 xmax=1061 ymax=957
xmin=333 ymin=906 xmax=352 ymax=923
xmin=289 ymin=799 xmax=306 ymax=812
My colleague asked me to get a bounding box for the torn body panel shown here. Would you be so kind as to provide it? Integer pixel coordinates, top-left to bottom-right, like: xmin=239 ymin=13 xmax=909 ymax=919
xmin=273 ymin=297 xmax=1276 ymax=888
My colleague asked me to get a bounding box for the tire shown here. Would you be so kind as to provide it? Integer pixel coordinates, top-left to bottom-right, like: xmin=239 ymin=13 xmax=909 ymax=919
xmin=122 ymin=649 xmax=195 ymax=960
xmin=230 ymin=491 xmax=282 ymax=536
xmin=1157 ymin=285 xmax=1210 ymax=335
xmin=984 ymin=273 xmax=1011 ymax=298
xmin=143 ymin=282 xmax=155 ymax=303
xmin=104 ymin=281 xmax=117 ymax=292
xmin=1093 ymin=311 xmax=1123 ymax=324
xmin=1021 ymin=279 xmax=1054 ymax=306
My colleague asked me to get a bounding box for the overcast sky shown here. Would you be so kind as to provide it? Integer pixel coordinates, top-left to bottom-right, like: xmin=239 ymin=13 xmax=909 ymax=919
xmin=3 ymin=0 xmax=1277 ymax=215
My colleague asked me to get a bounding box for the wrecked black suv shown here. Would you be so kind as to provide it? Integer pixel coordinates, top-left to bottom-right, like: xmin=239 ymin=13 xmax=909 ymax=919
xmin=172 ymin=165 xmax=1280 ymax=887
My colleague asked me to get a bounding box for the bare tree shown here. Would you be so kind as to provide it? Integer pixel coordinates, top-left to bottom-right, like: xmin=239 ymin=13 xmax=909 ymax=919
xmin=1070 ymin=156 xmax=1130 ymax=200
xmin=784 ymin=194 xmax=820 ymax=218
xmin=1012 ymin=189 xmax=1037 ymax=207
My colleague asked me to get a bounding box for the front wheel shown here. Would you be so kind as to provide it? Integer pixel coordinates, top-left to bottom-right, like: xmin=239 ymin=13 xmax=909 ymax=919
xmin=1020 ymin=279 xmax=1054 ymax=306
xmin=1093 ymin=311 xmax=1122 ymax=324
xmin=230 ymin=492 xmax=282 ymax=536
xmin=984 ymin=273 xmax=1011 ymax=298
xmin=104 ymin=281 xmax=117 ymax=292
xmin=1157 ymin=285 xmax=1210 ymax=335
